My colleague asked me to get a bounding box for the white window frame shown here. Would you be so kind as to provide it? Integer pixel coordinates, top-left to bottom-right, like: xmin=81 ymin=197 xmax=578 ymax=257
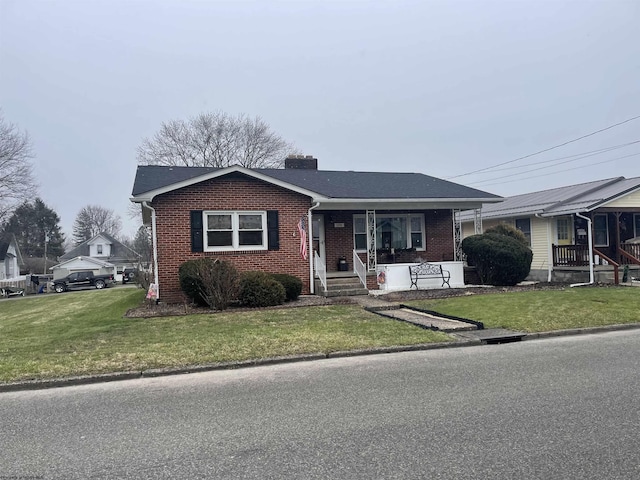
xmin=593 ymin=213 xmax=609 ymax=247
xmin=203 ymin=211 xmax=268 ymax=252
xmin=353 ymin=214 xmax=426 ymax=252
xmin=97 ymin=244 xmax=103 ymax=255
xmin=353 ymin=216 xmax=368 ymax=251
xmin=634 ymin=214 xmax=640 ymax=238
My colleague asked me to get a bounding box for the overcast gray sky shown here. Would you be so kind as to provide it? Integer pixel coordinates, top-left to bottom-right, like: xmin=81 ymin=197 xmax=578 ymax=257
xmin=1 ymin=0 xmax=639 ymax=239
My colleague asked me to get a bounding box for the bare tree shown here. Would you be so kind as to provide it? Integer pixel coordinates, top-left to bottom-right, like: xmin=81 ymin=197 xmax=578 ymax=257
xmin=137 ymin=111 xmax=297 ymax=168
xmin=0 ymin=112 xmax=37 ymax=223
xmin=72 ymin=205 xmax=122 ymax=245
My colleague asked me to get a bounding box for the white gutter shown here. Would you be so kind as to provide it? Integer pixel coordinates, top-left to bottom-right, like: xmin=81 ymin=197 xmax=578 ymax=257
xmin=308 ymin=202 xmax=320 ymax=294
xmin=571 ymin=212 xmax=594 ymax=287
xmin=142 ymin=201 xmax=160 ymax=301
xmin=536 ymin=214 xmax=553 ymax=283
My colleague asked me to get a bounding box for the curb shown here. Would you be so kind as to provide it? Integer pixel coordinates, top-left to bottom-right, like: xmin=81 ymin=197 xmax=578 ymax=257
xmin=2 ymin=323 xmax=639 ymax=393
xmin=522 ymin=322 xmax=640 ymax=340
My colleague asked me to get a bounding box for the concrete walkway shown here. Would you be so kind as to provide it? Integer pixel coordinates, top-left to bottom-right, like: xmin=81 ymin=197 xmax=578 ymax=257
xmin=349 ymin=293 xmax=479 ymax=332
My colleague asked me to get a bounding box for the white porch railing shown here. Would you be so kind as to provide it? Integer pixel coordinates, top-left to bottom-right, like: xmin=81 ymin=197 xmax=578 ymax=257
xmin=353 ymin=250 xmax=367 ymax=289
xmin=314 ymin=251 xmax=327 ymax=293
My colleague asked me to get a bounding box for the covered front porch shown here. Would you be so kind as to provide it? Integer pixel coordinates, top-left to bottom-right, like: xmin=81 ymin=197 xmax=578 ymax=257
xmin=550 ymin=210 xmax=640 ymax=284
xmin=309 ymin=208 xmax=469 ymax=295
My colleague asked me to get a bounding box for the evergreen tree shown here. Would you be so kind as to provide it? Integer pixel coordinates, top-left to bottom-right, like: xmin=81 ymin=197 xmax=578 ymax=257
xmin=2 ymin=197 xmax=65 ymax=258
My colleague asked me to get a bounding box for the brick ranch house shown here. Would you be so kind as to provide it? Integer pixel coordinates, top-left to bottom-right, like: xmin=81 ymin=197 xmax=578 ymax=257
xmin=130 ymin=156 xmax=502 ymax=303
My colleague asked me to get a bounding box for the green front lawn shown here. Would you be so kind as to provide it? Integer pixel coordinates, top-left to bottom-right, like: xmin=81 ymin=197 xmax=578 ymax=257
xmin=0 ymin=288 xmax=449 ymax=383
xmin=405 ymin=286 xmax=640 ymax=332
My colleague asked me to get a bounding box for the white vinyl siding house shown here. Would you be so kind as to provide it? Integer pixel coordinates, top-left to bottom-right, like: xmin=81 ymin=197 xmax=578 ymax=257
xmin=460 ymin=176 xmax=640 ymax=284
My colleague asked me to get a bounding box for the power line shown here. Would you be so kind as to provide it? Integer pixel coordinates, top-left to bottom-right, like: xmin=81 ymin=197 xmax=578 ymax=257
xmin=467 ymin=152 xmax=640 ymax=188
xmin=448 ymin=114 xmax=640 ymax=179
xmin=471 ymin=140 xmax=640 ymax=174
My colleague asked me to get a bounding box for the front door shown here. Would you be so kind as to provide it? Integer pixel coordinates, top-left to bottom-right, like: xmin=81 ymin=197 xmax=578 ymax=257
xmin=312 ymin=215 xmax=326 ymax=270
xmin=557 ymin=217 xmax=573 ymax=245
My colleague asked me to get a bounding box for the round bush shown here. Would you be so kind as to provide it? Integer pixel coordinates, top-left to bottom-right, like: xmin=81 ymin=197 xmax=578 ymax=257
xmin=462 ymin=233 xmax=533 ymax=286
xmin=485 ymin=223 xmax=529 ymax=247
xmin=239 ymin=271 xmax=286 ymax=308
xmin=271 ymin=273 xmax=303 ymax=301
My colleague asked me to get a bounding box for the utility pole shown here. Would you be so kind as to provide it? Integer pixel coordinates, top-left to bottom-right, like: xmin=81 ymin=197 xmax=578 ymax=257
xmin=43 ymin=231 xmax=49 ymax=275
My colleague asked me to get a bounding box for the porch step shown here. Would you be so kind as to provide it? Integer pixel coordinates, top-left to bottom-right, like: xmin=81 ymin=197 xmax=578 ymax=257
xmin=323 ymin=287 xmax=370 ymax=297
xmin=316 ymin=275 xmax=369 ymax=297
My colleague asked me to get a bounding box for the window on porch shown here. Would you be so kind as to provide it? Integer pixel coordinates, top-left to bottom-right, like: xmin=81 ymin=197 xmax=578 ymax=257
xmin=353 ymin=214 xmax=425 ymax=251
xmin=634 ymin=214 xmax=640 ymax=237
xmin=594 ymin=214 xmax=609 ymax=247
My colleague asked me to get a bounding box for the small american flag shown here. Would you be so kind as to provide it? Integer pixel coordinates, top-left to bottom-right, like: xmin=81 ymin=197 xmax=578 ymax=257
xmin=297 ymin=217 xmax=308 ymax=260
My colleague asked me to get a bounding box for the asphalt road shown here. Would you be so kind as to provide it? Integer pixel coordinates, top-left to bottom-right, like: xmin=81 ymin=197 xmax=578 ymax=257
xmin=1 ymin=330 xmax=639 ymax=479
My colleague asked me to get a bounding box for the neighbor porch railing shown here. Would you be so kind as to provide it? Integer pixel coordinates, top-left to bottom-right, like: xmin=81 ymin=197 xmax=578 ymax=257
xmin=594 ymin=248 xmax=620 ymax=284
xmin=620 ymin=244 xmax=640 ymax=265
xmin=353 ymin=250 xmax=367 ymax=289
xmin=552 ymin=245 xmax=621 ymax=284
xmin=552 ymin=244 xmax=590 ymax=266
xmin=314 ymin=251 xmax=327 ymax=293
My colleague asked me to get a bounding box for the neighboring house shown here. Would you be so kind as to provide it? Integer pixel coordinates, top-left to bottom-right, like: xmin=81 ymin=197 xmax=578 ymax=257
xmin=130 ymin=156 xmax=502 ymax=303
xmin=0 ymin=233 xmax=24 ymax=280
xmin=50 ymin=256 xmax=116 ymax=280
xmin=52 ymin=232 xmax=140 ymax=281
xmin=460 ymin=176 xmax=640 ymax=284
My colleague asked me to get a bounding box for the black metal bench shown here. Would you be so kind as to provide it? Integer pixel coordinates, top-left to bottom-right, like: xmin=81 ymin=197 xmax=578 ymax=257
xmin=408 ymin=262 xmax=451 ymax=289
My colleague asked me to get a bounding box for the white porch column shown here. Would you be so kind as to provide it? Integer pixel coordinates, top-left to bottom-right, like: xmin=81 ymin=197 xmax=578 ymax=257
xmin=453 ymin=209 xmax=462 ymax=261
xmin=366 ymin=210 xmax=377 ymax=271
xmin=474 ymin=208 xmax=483 ymax=234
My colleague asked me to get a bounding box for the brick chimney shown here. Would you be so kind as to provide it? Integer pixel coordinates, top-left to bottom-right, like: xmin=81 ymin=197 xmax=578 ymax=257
xmin=285 ymin=155 xmax=318 ymax=170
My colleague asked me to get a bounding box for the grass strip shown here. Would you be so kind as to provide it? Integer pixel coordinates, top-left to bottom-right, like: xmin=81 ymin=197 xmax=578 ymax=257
xmin=0 ymin=289 xmax=449 ymax=383
xmin=404 ymin=286 xmax=640 ymax=332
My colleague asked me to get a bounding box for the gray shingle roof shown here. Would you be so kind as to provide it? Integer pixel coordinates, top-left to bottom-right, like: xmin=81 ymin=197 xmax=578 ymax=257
xmin=60 ymin=232 xmax=140 ymax=262
xmin=131 ymin=165 xmax=501 ymax=201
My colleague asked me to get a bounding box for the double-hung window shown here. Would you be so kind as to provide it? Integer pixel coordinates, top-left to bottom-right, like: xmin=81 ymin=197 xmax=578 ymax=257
xmin=204 ymin=211 xmax=267 ymax=251
xmin=634 ymin=214 xmax=640 ymax=238
xmin=354 ymin=216 xmax=367 ymax=250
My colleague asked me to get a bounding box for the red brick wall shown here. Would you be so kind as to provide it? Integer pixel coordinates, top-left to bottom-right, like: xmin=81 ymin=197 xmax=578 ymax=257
xmin=151 ymin=174 xmax=312 ymax=303
xmin=424 ymin=210 xmax=455 ymax=261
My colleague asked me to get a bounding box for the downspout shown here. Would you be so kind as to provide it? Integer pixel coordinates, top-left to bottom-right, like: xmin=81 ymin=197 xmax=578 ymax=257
xmin=308 ymin=202 xmax=321 ymax=294
xmin=571 ymin=212 xmax=594 ymax=287
xmin=142 ymin=201 xmax=160 ymax=300
xmin=536 ymin=214 xmax=553 ymax=283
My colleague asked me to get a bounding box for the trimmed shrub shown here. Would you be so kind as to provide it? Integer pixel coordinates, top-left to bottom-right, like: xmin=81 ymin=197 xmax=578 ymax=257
xmin=485 ymin=222 xmax=529 ymax=247
xmin=239 ymin=271 xmax=286 ymax=308
xmin=179 ymin=258 xmax=239 ymax=310
xmin=462 ymin=233 xmax=533 ymax=286
xmin=179 ymin=259 xmax=207 ymax=306
xmin=271 ymin=273 xmax=303 ymax=301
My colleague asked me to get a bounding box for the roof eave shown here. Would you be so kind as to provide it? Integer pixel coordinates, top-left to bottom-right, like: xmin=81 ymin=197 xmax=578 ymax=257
xmin=315 ymin=197 xmax=503 ymax=211
xmin=131 ymin=165 xmax=318 ymax=202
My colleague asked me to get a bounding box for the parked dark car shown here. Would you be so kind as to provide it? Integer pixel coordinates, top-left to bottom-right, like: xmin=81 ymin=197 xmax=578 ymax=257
xmin=122 ymin=268 xmax=138 ymax=284
xmin=51 ymin=271 xmax=115 ymax=293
